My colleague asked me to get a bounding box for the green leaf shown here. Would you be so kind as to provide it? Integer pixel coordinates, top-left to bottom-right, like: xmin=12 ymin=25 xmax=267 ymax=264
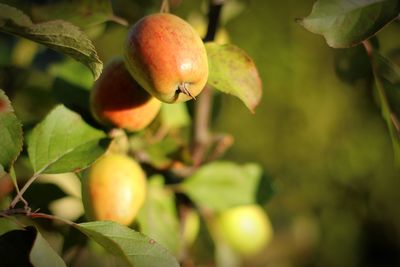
xmin=138 ymin=176 xmax=181 ymax=257
xmin=0 ymin=89 xmax=23 ymax=172
xmin=160 ymin=102 xmax=191 ymax=129
xmin=297 ymin=0 xmax=400 ymax=48
xmin=369 ymin=49 xmax=400 ymax=166
xmin=30 ymin=0 xmax=120 ymax=28
xmin=182 ymin=161 xmax=266 ymax=211
xmin=75 ymin=221 xmax=180 ymax=267
xmin=30 ymin=227 xmax=67 ymax=267
xmin=0 ymin=4 xmax=103 ymax=79
xmin=0 ymin=225 xmax=66 ymax=267
xmin=49 ymin=59 xmax=94 ymax=89
xmin=205 ymin=42 xmax=262 ymax=113
xmin=27 ymin=105 xmax=110 ymax=174
xmin=0 ymin=217 xmax=20 ymax=235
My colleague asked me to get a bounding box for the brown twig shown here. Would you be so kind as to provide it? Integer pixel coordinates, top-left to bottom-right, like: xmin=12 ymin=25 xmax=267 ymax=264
xmin=205 ymin=134 xmax=234 ymax=163
xmin=191 ymin=1 xmax=224 ymax=166
xmin=160 ymin=0 xmax=170 ymax=13
xmin=0 ymin=207 xmax=74 ymax=226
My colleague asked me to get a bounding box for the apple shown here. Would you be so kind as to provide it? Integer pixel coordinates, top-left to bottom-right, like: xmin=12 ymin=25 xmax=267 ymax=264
xmin=124 ymin=13 xmax=208 ymax=103
xmin=90 ymin=57 xmax=161 ymax=132
xmin=81 ymin=153 xmax=147 ymax=226
xmin=216 ymin=205 xmax=273 ymax=256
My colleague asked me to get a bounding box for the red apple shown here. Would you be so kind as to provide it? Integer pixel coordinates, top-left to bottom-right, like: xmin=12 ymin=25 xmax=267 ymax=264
xmin=90 ymin=58 xmax=161 ymax=132
xmin=124 ymin=13 xmax=208 ymax=103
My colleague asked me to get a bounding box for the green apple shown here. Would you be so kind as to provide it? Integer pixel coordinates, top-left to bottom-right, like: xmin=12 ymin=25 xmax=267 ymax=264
xmin=216 ymin=205 xmax=273 ymax=256
xmin=124 ymin=13 xmax=208 ymax=103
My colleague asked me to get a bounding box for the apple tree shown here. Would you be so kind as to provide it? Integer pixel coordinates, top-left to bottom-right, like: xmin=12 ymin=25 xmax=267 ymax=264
xmin=1 ymin=0 xmax=400 ymax=267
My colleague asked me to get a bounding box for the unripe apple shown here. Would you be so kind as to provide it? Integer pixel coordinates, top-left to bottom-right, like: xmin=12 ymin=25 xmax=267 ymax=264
xmin=90 ymin=58 xmax=161 ymax=132
xmin=124 ymin=13 xmax=208 ymax=103
xmin=216 ymin=205 xmax=273 ymax=256
xmin=81 ymin=154 xmax=147 ymax=226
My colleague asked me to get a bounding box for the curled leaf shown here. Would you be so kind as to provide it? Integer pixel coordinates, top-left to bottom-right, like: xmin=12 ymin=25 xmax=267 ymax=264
xmin=0 ymin=4 xmax=103 ymax=79
xmin=206 ymin=42 xmax=262 ymax=113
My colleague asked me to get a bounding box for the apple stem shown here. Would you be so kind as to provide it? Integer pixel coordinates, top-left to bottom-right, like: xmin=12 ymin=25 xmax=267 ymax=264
xmin=191 ymin=0 xmax=224 ymax=166
xmin=160 ymin=0 xmax=170 ymax=13
xmin=178 ymin=82 xmax=196 ymax=100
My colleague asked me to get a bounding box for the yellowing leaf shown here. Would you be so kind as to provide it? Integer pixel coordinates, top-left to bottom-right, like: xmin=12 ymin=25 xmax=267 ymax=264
xmin=206 ymin=42 xmax=262 ymax=113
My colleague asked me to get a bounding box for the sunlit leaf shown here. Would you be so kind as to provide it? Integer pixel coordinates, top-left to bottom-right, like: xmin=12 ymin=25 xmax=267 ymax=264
xmin=30 ymin=0 xmax=121 ymax=28
xmin=0 ymin=89 xmax=23 ymax=172
xmin=297 ymin=0 xmax=400 ymax=48
xmin=138 ymin=176 xmax=181 ymax=256
xmin=49 ymin=59 xmax=94 ymax=89
xmin=0 ymin=4 xmax=103 ymax=79
xmin=206 ymin=42 xmax=262 ymax=113
xmin=182 ymin=161 xmax=271 ymax=211
xmin=28 ymin=105 xmax=110 ymax=174
xmin=75 ymin=221 xmax=180 ymax=267
xmin=0 ymin=225 xmax=66 ymax=267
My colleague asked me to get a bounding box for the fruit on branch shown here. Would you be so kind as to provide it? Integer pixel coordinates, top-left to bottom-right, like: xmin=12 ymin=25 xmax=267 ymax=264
xmin=90 ymin=58 xmax=161 ymax=132
xmin=81 ymin=153 xmax=147 ymax=226
xmin=124 ymin=13 xmax=209 ymax=103
xmin=216 ymin=205 xmax=273 ymax=256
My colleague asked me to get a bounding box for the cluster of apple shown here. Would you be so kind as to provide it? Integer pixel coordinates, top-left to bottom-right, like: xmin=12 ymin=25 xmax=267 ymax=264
xmin=84 ymin=13 xmax=207 ymax=222
xmin=90 ymin=13 xmax=208 ymax=132
xmin=83 ymin=12 xmax=208 ymax=233
xmin=82 ymin=12 xmax=272 ymax=258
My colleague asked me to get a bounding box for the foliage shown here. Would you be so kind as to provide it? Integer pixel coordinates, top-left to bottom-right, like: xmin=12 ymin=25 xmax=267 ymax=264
xmin=0 ymin=0 xmax=400 ymax=267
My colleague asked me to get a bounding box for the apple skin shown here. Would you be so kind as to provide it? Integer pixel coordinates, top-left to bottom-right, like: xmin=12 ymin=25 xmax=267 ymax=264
xmin=81 ymin=154 xmax=147 ymax=226
xmin=90 ymin=58 xmax=161 ymax=132
xmin=124 ymin=13 xmax=209 ymax=103
xmin=216 ymin=205 xmax=273 ymax=256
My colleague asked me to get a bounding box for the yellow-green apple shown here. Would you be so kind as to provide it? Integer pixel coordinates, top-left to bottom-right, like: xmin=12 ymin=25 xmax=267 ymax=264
xmin=81 ymin=153 xmax=147 ymax=226
xmin=216 ymin=205 xmax=273 ymax=256
xmin=124 ymin=13 xmax=208 ymax=103
xmin=90 ymin=58 xmax=161 ymax=132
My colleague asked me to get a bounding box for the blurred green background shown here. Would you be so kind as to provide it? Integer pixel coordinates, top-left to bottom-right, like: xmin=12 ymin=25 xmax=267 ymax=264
xmin=212 ymin=1 xmax=400 ymax=267
xmin=1 ymin=0 xmax=400 ymax=266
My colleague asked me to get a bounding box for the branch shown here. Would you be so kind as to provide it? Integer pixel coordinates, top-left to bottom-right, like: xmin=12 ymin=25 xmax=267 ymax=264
xmin=204 ymin=1 xmax=224 ymax=42
xmin=191 ymin=0 xmax=224 ymax=166
xmin=0 ymin=207 xmax=74 ymax=226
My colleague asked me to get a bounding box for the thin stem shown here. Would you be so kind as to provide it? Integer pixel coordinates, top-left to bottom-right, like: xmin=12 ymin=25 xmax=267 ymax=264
xmin=191 ymin=0 xmax=224 ymax=166
xmin=363 ymin=40 xmax=400 ymax=165
xmin=160 ymin=0 xmax=170 ymax=13
xmin=0 ymin=207 xmax=74 ymax=226
xmin=9 ymin=172 xmax=41 ymax=208
xmin=192 ymin=86 xmax=213 ymax=166
xmin=205 ymin=134 xmax=234 ymax=163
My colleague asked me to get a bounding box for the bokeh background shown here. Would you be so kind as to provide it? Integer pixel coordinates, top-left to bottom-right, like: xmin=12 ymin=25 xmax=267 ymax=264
xmin=1 ymin=0 xmax=400 ymax=266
